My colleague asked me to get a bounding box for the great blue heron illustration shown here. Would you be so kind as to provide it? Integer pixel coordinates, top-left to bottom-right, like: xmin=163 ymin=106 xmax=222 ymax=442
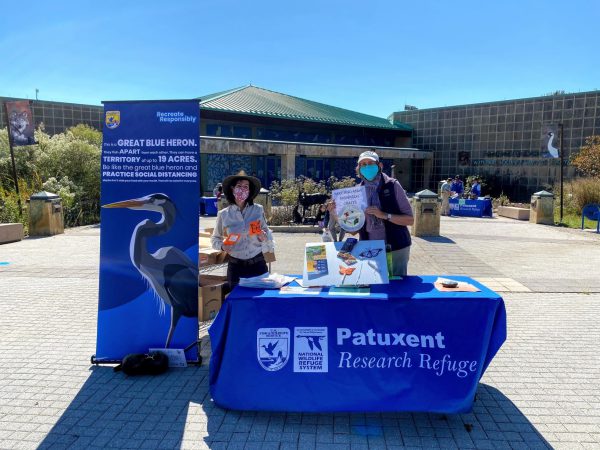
xmin=546 ymin=132 xmax=559 ymax=158
xmin=103 ymin=193 xmax=198 ymax=348
xmin=296 ymin=335 xmax=324 ymax=351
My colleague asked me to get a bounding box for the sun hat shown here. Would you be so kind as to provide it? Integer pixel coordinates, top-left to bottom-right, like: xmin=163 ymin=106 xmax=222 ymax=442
xmin=222 ymin=170 xmax=261 ymax=200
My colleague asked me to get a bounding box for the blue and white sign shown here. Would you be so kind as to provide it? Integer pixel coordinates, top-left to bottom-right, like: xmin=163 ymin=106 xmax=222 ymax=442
xmin=257 ymin=328 xmax=290 ymax=371
xmin=293 ymin=327 xmax=328 ymax=373
xmin=96 ymin=100 xmax=200 ymax=362
xmin=449 ymin=198 xmax=493 ymax=217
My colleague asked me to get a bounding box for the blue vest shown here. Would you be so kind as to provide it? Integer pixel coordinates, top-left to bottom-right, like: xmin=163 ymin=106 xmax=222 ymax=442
xmin=359 ymin=174 xmax=412 ymax=251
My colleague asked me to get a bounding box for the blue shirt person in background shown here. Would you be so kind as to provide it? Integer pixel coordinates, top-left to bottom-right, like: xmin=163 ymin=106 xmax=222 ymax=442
xmin=470 ymin=178 xmax=482 ymax=198
xmin=450 ymin=175 xmax=464 ymax=196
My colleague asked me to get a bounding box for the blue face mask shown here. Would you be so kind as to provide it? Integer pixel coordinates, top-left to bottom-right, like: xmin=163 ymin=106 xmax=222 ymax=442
xmin=359 ymin=165 xmax=379 ymax=181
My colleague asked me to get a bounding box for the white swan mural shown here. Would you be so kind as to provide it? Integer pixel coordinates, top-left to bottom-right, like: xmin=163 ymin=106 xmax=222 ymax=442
xmin=546 ymin=131 xmax=560 ymax=158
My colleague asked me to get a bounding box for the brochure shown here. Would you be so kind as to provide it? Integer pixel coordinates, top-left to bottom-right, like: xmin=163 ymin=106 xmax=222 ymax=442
xmin=305 ymin=245 xmax=329 ymax=275
xmin=328 ymin=286 xmax=371 ymax=296
xmin=279 ymin=286 xmax=322 ymax=295
xmin=239 ymin=273 xmax=295 ymax=289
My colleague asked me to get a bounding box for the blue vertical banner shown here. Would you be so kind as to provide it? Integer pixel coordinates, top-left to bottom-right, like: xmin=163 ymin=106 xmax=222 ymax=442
xmin=96 ymin=100 xmax=200 ymax=362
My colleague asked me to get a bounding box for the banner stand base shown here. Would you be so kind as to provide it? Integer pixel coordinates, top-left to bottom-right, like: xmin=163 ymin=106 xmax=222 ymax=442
xmin=91 ymin=340 xmax=203 ymax=366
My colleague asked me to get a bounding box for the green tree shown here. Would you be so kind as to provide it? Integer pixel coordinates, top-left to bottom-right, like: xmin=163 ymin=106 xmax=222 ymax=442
xmin=0 ymin=124 xmax=102 ymax=227
xmin=571 ymin=136 xmax=600 ymax=178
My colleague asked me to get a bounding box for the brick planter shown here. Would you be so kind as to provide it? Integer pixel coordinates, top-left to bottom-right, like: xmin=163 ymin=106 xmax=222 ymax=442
xmin=497 ymin=206 xmax=530 ymax=221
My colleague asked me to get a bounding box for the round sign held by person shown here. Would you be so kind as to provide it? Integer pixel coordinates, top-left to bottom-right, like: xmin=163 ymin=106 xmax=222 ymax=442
xmin=338 ymin=205 xmax=365 ymax=232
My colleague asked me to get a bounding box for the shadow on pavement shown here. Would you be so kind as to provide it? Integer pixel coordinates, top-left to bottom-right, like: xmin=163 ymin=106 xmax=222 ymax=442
xmin=418 ymin=236 xmax=456 ymax=244
xmin=38 ymin=367 xmax=549 ymax=449
xmin=38 ymin=364 xmax=212 ymax=449
xmin=199 ymin=383 xmax=551 ymax=449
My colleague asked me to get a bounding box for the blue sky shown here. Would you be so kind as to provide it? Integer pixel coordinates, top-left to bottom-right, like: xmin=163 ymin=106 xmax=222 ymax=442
xmin=1 ymin=0 xmax=598 ymax=118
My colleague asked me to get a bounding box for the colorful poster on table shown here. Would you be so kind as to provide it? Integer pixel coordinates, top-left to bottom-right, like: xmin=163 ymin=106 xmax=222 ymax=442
xmin=302 ymin=240 xmax=389 ymax=287
xmin=96 ymin=100 xmax=200 ymax=362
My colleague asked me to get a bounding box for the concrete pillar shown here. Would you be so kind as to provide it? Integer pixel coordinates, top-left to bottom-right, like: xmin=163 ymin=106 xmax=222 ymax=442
xmin=281 ymin=145 xmax=296 ymax=180
xmin=393 ymin=159 xmax=411 ymax=188
xmin=411 ymin=189 xmax=441 ymax=237
xmin=529 ymin=190 xmax=554 ymax=225
xmin=423 ymin=158 xmax=433 ymax=190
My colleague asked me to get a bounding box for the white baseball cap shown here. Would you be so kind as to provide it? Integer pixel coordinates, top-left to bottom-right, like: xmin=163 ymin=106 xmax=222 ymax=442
xmin=358 ymin=150 xmax=380 ymax=163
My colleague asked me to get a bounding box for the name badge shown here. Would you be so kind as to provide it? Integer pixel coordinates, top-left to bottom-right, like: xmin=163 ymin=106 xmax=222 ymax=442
xmin=249 ymin=220 xmax=262 ymax=236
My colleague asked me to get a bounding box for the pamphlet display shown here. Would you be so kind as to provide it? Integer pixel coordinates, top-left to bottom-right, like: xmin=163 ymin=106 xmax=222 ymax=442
xmin=302 ymin=240 xmax=389 ymax=287
xmin=332 ymin=186 xmax=367 ymax=232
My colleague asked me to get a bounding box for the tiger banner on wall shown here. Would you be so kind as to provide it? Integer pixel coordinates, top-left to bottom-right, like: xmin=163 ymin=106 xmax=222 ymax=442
xmin=95 ymin=100 xmax=200 ymax=362
xmin=4 ymin=100 xmax=35 ymax=146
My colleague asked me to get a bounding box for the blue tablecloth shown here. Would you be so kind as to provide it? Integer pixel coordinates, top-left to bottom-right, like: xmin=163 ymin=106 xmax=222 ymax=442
xmin=449 ymin=198 xmax=493 ymax=217
xmin=209 ymin=275 xmax=506 ymax=413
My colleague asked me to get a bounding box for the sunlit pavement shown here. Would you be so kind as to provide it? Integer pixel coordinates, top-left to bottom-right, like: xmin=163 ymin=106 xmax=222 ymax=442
xmin=1 ymin=216 xmax=599 ymax=449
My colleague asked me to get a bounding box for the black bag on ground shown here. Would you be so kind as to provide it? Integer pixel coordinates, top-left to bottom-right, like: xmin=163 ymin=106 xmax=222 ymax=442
xmin=113 ymin=351 xmax=169 ymax=376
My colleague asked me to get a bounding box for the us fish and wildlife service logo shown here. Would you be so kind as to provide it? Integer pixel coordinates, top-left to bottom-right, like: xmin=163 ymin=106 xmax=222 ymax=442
xmin=105 ymin=111 xmax=120 ymax=129
xmin=294 ymin=327 xmax=328 ymax=373
xmin=257 ymin=328 xmax=290 ymax=371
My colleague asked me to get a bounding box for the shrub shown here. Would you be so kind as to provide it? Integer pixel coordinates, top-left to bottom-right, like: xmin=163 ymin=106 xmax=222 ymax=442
xmin=268 ymin=175 xmax=357 ymax=224
xmin=559 ymin=178 xmax=600 ymax=214
xmin=571 ymin=136 xmax=600 ymax=178
xmin=492 ymin=193 xmax=510 ymax=210
xmin=270 ymin=176 xmax=327 ymax=207
xmin=41 ymin=176 xmax=80 ymax=225
xmin=0 ymin=124 xmax=102 ymax=228
xmin=269 ymin=205 xmax=296 ymax=226
xmin=0 ymin=183 xmax=32 ymax=233
xmin=0 ymin=190 xmax=23 ymax=225
xmin=329 ymin=176 xmax=357 ymax=191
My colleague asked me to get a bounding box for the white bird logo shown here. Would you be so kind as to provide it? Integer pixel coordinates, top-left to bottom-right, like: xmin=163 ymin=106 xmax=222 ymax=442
xmin=547 ymin=132 xmax=559 ymax=158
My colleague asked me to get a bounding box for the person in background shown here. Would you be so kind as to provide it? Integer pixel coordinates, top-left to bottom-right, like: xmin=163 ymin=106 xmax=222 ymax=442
xmin=451 ymin=175 xmax=464 ymax=196
xmin=212 ymin=182 xmax=223 ymax=197
xmin=323 ymin=204 xmax=345 ymax=242
xmin=211 ymin=171 xmax=274 ymax=288
xmin=440 ymin=178 xmax=452 ymax=216
xmin=470 ymin=178 xmax=482 ymax=198
xmin=315 ymin=203 xmax=327 ymax=227
xmin=328 ymin=150 xmax=413 ymax=276
xmin=215 ymin=184 xmax=223 ymax=200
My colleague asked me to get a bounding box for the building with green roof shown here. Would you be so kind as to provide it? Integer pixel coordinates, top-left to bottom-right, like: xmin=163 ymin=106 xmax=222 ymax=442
xmin=1 ymin=86 xmax=433 ymax=193
xmin=198 ymin=85 xmax=431 ymax=193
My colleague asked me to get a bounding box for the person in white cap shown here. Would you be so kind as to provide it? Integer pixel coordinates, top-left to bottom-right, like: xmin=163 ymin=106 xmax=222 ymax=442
xmin=330 ymin=150 xmax=414 ymax=276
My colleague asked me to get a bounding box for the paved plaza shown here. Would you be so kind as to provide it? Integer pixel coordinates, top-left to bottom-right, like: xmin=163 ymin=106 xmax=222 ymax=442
xmin=1 ymin=216 xmax=599 ymax=449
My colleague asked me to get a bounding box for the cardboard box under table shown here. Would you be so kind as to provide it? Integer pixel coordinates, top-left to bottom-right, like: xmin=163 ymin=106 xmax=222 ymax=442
xmin=198 ymin=274 xmax=227 ymax=322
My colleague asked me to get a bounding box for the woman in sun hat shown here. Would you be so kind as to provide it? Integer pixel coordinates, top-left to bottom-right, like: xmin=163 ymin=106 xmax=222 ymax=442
xmin=211 ymin=171 xmax=274 ymax=288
